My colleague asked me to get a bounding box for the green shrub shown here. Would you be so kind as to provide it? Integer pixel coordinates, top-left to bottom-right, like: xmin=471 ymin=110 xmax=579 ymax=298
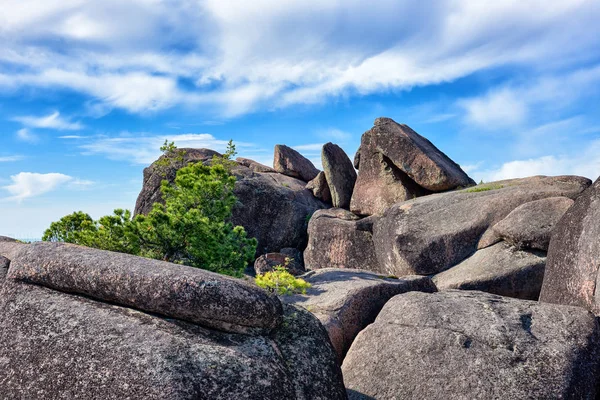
xmin=255 ymin=266 xmax=312 ymax=295
xmin=465 ymin=184 xmax=504 ymax=193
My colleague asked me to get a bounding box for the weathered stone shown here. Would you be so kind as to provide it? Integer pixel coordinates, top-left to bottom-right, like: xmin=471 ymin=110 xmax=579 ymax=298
xmin=254 ymin=252 xmax=305 ymax=276
xmin=306 ymin=171 xmax=332 ymax=203
xmin=540 ymin=177 xmax=600 ymax=314
xmin=0 ymin=255 xmax=9 ymax=283
xmin=432 ymin=242 xmax=546 ymax=300
xmin=280 ymin=247 xmax=304 ymax=266
xmin=235 ymin=157 xmax=277 ymax=173
xmin=478 ymin=197 xmax=574 ymax=251
xmin=304 ymin=209 xmax=381 ymax=273
xmin=283 ymin=269 xmax=435 ymax=363
xmin=0 ymin=278 xmax=346 ymax=399
xmin=0 ymin=240 xmax=26 ymax=260
xmin=373 ymin=176 xmax=590 ymax=276
xmin=351 ymin=118 xmax=474 ymax=216
xmin=5 ymin=242 xmax=282 ymax=335
xmin=343 ymin=290 xmax=600 ymax=400
xmin=273 ymin=144 xmax=319 ymax=182
xmin=353 ymin=146 xmax=361 ymax=170
xmin=322 ymin=143 xmax=357 ymax=209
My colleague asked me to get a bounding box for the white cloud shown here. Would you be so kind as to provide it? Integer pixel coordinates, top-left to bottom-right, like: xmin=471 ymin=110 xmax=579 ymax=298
xmin=2 ymin=172 xmax=75 ymax=201
xmin=59 ymin=135 xmax=84 ymax=139
xmin=0 ymin=155 xmax=24 ymax=162
xmin=16 ymin=128 xmax=38 ymax=143
xmin=14 ymin=111 xmax=83 ymax=130
xmin=459 ymin=89 xmax=528 ymax=128
xmin=293 ymin=143 xmax=324 ymax=152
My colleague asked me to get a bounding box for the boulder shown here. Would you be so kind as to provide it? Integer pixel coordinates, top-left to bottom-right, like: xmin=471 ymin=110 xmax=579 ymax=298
xmin=134 ymin=149 xmax=329 ymax=255
xmin=350 ymin=118 xmax=474 ymax=216
xmin=322 ymin=143 xmax=357 ymax=209
xmin=273 ymin=144 xmax=319 ymax=182
xmin=304 ymin=209 xmax=381 ymax=273
xmin=306 ymin=171 xmax=332 ymax=203
xmin=373 ymin=176 xmax=591 ymax=276
xmin=478 ymin=196 xmax=574 ymax=251
xmin=432 ymin=242 xmax=546 ymax=300
xmin=254 ymin=252 xmax=305 ymax=276
xmin=0 ymin=243 xmax=346 ymax=399
xmin=343 ymin=290 xmax=600 ymax=400
xmin=353 ymin=146 xmax=361 ymax=170
xmin=0 ymin=255 xmax=9 ymax=283
xmin=235 ymin=157 xmax=276 ymax=173
xmin=280 ymin=247 xmax=304 ymax=266
xmin=282 ymin=269 xmax=435 ymax=362
xmin=540 ymin=177 xmax=600 ymax=314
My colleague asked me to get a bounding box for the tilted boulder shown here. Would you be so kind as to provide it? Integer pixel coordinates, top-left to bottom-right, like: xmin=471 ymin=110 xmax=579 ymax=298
xmin=322 ymin=143 xmax=357 ymax=209
xmin=0 ymin=242 xmax=346 ymax=399
xmin=478 ymin=196 xmax=574 ymax=251
xmin=134 ymin=150 xmax=329 ymax=255
xmin=373 ymin=176 xmax=590 ymax=276
xmin=343 ymin=290 xmax=600 ymax=400
xmin=432 ymin=242 xmax=546 ymax=300
xmin=273 ymin=144 xmax=319 ymax=182
xmin=540 ymin=177 xmax=600 ymax=314
xmin=282 ymin=269 xmax=435 ymax=363
xmin=350 ymin=118 xmax=474 ymax=216
xmin=235 ymin=157 xmax=277 ymax=173
xmin=304 ymin=209 xmax=381 ymax=273
xmin=306 ymin=171 xmax=332 ymax=203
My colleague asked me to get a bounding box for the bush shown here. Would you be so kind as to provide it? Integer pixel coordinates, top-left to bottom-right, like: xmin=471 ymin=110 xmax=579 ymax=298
xmin=255 ymin=266 xmax=312 ymax=295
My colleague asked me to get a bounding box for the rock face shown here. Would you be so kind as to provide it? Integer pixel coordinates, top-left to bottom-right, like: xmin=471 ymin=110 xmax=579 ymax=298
xmin=322 ymin=143 xmax=357 ymax=209
xmin=304 ymin=209 xmax=381 ymax=273
xmin=432 ymin=242 xmax=546 ymax=300
xmin=306 ymin=171 xmax=332 ymax=203
xmin=478 ymin=196 xmax=574 ymax=251
xmin=343 ymin=290 xmax=600 ymax=400
xmin=0 ymin=242 xmax=346 ymax=399
xmin=134 ymin=150 xmax=329 ymax=255
xmin=540 ymin=177 xmax=600 ymax=314
xmin=235 ymin=157 xmax=276 ymax=173
xmin=282 ymin=269 xmax=435 ymax=362
xmin=373 ymin=176 xmax=591 ymax=276
xmin=254 ymin=252 xmax=305 ymax=276
xmin=273 ymin=144 xmax=319 ymax=182
xmin=350 ymin=118 xmax=474 ymax=216
xmin=0 ymin=255 xmax=9 ymax=283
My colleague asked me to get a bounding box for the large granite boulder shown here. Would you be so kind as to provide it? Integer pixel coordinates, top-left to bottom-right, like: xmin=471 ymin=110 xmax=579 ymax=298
xmin=304 ymin=209 xmax=381 ymax=273
xmin=432 ymin=242 xmax=546 ymax=300
xmin=373 ymin=176 xmax=590 ymax=276
xmin=0 ymin=242 xmax=346 ymax=399
xmin=134 ymin=150 xmax=329 ymax=255
xmin=322 ymin=143 xmax=357 ymax=209
xmin=350 ymin=118 xmax=474 ymax=216
xmin=306 ymin=171 xmax=332 ymax=203
xmin=540 ymin=177 xmax=600 ymax=314
xmin=343 ymin=290 xmax=600 ymax=399
xmin=273 ymin=144 xmax=319 ymax=182
xmin=478 ymin=196 xmax=574 ymax=251
xmin=282 ymin=269 xmax=435 ymax=363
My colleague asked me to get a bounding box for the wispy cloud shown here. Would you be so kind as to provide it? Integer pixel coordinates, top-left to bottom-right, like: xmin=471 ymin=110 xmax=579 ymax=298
xmin=293 ymin=143 xmax=324 ymax=152
xmin=59 ymin=135 xmax=85 ymax=139
xmin=16 ymin=128 xmax=38 ymax=143
xmin=3 ymin=172 xmax=74 ymax=202
xmin=13 ymin=111 xmax=83 ymax=130
xmin=0 ymin=155 xmax=24 ymax=162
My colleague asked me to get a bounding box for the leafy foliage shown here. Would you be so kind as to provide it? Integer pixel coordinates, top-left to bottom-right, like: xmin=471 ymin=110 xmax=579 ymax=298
xmin=465 ymin=183 xmax=504 ymax=193
xmin=255 ymin=266 xmax=312 ymax=295
xmin=43 ymin=141 xmax=257 ymax=277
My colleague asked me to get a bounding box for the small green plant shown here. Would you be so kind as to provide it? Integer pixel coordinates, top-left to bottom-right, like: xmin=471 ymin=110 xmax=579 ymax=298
xmin=212 ymin=139 xmax=238 ymax=171
xmin=255 ymin=266 xmax=312 ymax=295
xmin=465 ymin=183 xmax=504 ymax=193
xmin=155 ymin=140 xmax=187 ymax=176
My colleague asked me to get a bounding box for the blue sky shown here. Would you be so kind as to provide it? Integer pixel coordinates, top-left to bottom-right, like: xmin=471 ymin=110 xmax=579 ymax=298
xmin=1 ymin=0 xmax=600 ymax=238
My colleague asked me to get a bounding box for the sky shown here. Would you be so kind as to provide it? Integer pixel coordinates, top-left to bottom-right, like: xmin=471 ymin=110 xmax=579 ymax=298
xmin=1 ymin=0 xmax=600 ymax=238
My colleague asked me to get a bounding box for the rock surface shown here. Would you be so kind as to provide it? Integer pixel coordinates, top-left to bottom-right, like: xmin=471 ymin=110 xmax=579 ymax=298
xmin=373 ymin=176 xmax=590 ymax=276
xmin=236 ymin=157 xmax=276 ymax=173
xmin=0 ymin=255 xmax=9 ymax=283
xmin=254 ymin=252 xmax=305 ymax=276
xmin=282 ymin=269 xmax=435 ymax=362
xmin=432 ymin=242 xmax=546 ymax=300
xmin=322 ymin=143 xmax=357 ymax=209
xmin=540 ymin=177 xmax=600 ymax=314
xmin=306 ymin=171 xmax=332 ymax=203
xmin=351 ymin=118 xmax=474 ymax=216
xmin=273 ymin=144 xmax=319 ymax=182
xmin=478 ymin=196 xmax=574 ymax=251
xmin=0 ymin=243 xmax=346 ymax=399
xmin=343 ymin=290 xmax=600 ymax=400
xmin=304 ymin=209 xmax=381 ymax=273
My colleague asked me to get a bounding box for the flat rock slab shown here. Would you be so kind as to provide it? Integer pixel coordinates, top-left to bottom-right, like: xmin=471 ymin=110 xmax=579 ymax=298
xmin=283 ymin=269 xmax=435 ymax=362
xmin=273 ymin=144 xmax=319 ymax=182
xmin=343 ymin=290 xmax=600 ymax=400
xmin=432 ymin=242 xmax=546 ymax=300
xmin=478 ymin=196 xmax=574 ymax=251
xmin=304 ymin=208 xmax=382 ymax=273
xmin=540 ymin=177 xmax=600 ymax=314
xmin=322 ymin=142 xmax=357 ymax=209
xmin=0 ymin=278 xmax=346 ymax=400
xmin=373 ymin=175 xmax=590 ymax=276
xmin=8 ymin=242 xmax=283 ymax=335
